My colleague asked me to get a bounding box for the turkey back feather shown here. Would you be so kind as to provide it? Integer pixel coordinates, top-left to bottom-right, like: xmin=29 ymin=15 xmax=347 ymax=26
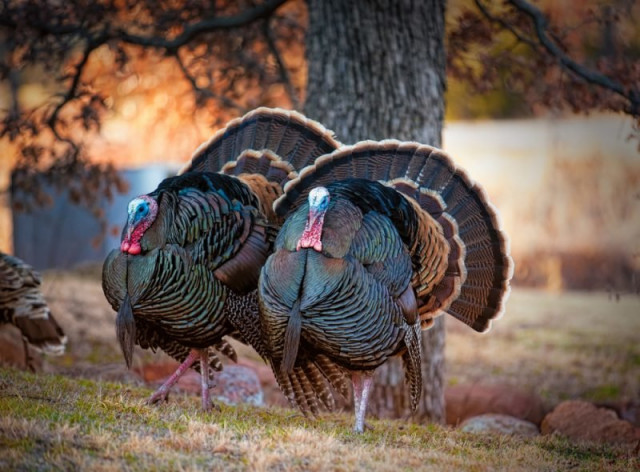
xmin=274 ymin=141 xmax=513 ymax=332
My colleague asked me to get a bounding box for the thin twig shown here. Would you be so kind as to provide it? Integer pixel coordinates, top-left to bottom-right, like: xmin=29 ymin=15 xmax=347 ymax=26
xmin=47 ymin=39 xmax=103 ymax=130
xmin=474 ymin=0 xmax=540 ymax=51
xmin=263 ymin=18 xmax=300 ymax=109
xmin=174 ymin=53 xmax=247 ymax=113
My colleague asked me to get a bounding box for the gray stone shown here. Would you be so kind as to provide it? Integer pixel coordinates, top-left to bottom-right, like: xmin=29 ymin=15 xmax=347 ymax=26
xmin=459 ymin=413 xmax=540 ymax=437
xmin=210 ymin=365 xmax=264 ymax=407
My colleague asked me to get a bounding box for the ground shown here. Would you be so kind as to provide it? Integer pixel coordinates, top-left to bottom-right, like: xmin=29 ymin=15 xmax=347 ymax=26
xmin=0 ymin=268 xmax=638 ymax=470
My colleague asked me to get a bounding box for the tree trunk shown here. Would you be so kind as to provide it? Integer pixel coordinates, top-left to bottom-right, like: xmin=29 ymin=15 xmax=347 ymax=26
xmin=304 ymin=0 xmax=447 ymax=423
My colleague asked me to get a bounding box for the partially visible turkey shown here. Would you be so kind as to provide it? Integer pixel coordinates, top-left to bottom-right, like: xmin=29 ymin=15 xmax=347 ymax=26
xmin=259 ymin=141 xmax=513 ymax=432
xmin=102 ymin=108 xmax=348 ymax=411
xmin=0 ymin=252 xmax=67 ymax=370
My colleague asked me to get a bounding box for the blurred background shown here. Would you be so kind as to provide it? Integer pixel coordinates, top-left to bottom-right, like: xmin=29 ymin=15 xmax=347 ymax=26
xmin=1 ymin=0 xmax=638 ymax=292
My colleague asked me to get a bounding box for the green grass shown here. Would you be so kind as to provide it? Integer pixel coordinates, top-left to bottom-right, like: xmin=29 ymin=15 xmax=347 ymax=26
xmin=0 ymin=367 xmax=637 ymax=471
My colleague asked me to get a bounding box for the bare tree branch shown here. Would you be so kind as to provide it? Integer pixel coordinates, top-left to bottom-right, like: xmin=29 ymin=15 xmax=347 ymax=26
xmin=507 ymin=0 xmax=640 ymax=116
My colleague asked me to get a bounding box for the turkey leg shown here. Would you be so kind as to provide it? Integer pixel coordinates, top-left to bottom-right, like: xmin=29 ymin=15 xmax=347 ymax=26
xmin=148 ymin=349 xmax=200 ymax=406
xmin=352 ymin=372 xmax=375 ymax=433
xmin=352 ymin=373 xmax=362 ymax=420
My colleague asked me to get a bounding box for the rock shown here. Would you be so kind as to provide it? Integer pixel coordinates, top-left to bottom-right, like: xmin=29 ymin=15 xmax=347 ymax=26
xmin=210 ymin=365 xmax=264 ymax=406
xmin=595 ymin=401 xmax=640 ymax=428
xmin=446 ymin=383 xmax=546 ymax=426
xmin=237 ymin=358 xmax=289 ymax=407
xmin=237 ymin=358 xmax=277 ymax=386
xmin=541 ymin=400 xmax=640 ymax=445
xmin=459 ymin=414 xmax=540 ymax=437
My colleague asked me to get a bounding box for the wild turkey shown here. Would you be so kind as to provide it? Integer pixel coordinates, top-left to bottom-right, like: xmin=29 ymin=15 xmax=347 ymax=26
xmin=259 ymin=141 xmax=513 ymax=432
xmin=0 ymin=252 xmax=67 ymax=370
xmin=102 ymin=107 xmax=350 ymax=411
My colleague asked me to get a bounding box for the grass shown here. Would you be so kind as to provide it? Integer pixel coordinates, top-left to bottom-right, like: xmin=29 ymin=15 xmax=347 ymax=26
xmin=0 ymin=368 xmax=637 ymax=471
xmin=3 ymin=275 xmax=640 ymax=471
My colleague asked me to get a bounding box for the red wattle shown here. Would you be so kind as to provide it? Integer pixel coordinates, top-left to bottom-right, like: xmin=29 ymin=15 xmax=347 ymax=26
xmin=296 ymin=210 xmax=325 ymax=252
xmin=127 ymin=243 xmax=142 ymax=255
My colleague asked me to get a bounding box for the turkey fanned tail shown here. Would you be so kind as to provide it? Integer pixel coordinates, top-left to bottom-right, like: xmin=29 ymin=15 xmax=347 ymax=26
xmin=274 ymin=140 xmax=513 ymax=332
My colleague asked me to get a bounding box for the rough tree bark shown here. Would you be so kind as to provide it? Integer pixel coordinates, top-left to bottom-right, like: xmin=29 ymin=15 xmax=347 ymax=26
xmin=304 ymin=0 xmax=447 ymax=423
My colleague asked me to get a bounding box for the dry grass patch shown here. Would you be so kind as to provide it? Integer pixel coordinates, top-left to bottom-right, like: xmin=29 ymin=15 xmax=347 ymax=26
xmin=446 ymin=289 xmax=640 ymax=406
xmin=1 ymin=368 xmax=637 ymax=471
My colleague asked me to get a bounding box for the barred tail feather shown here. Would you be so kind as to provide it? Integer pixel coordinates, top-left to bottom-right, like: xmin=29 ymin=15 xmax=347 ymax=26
xmin=221 ymin=150 xmax=297 ymax=189
xmin=430 ymin=170 xmax=513 ymax=332
xmin=179 ymin=108 xmax=341 ymax=176
xmin=13 ymin=314 xmax=67 ymax=356
xmin=275 ymin=140 xmax=433 ymax=216
xmin=214 ymin=338 xmax=238 ymax=363
xmin=273 ymin=355 xmax=349 ymax=417
xmin=220 ymin=150 xmax=298 ymax=223
xmin=402 ymin=323 xmax=423 ymax=412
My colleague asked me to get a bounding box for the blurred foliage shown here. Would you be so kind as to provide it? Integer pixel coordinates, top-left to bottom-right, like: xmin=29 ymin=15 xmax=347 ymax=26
xmin=446 ymin=0 xmax=640 ymax=121
xmin=0 ymin=0 xmax=638 ymax=221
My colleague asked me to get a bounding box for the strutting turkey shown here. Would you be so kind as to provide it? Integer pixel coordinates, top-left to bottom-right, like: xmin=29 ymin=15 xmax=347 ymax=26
xmin=0 ymin=252 xmax=67 ymax=370
xmin=102 ymin=108 xmax=351 ymax=411
xmin=259 ymin=141 xmax=513 ymax=432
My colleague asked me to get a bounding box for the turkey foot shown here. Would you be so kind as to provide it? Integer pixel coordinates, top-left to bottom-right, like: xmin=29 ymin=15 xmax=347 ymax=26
xmin=198 ymin=349 xmax=219 ymax=412
xmin=148 ymin=349 xmax=215 ymax=410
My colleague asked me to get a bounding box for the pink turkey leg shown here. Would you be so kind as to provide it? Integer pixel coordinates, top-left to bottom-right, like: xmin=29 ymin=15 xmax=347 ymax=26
xmin=148 ymin=349 xmax=200 ymax=405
